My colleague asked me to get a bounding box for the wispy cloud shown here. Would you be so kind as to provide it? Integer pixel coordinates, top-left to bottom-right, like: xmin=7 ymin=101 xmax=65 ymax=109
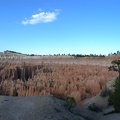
xmin=22 ymin=9 xmax=59 ymax=25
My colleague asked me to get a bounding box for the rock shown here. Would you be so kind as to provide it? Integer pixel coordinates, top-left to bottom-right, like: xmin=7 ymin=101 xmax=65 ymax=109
xmin=103 ymin=106 xmax=115 ymax=115
xmin=83 ymin=93 xmax=109 ymax=109
xmin=0 ymin=58 xmax=118 ymax=106
xmin=98 ymin=113 xmax=120 ymax=120
xmin=0 ymin=95 xmax=87 ymax=120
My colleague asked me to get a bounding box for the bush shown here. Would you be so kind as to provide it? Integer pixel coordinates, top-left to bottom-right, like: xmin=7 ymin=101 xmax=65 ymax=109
xmin=65 ymin=96 xmax=77 ymax=110
xmin=100 ymin=88 xmax=112 ymax=98
xmin=88 ymin=103 xmax=102 ymax=112
xmin=108 ymin=78 xmax=120 ymax=112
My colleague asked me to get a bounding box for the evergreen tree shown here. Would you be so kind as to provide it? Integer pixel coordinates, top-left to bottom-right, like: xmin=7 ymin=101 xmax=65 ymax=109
xmin=108 ymin=60 xmax=120 ymax=79
xmin=108 ymin=78 xmax=120 ymax=112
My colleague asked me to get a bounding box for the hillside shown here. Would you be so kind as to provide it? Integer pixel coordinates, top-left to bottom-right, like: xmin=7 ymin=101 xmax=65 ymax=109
xmin=0 ymin=51 xmax=119 ymax=105
xmin=0 ymin=51 xmax=120 ymax=119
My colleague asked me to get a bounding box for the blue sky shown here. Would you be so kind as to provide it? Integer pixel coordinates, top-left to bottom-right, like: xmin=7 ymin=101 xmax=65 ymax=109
xmin=0 ymin=0 xmax=120 ymax=55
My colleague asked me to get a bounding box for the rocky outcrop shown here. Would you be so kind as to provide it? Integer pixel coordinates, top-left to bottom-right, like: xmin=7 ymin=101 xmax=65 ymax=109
xmin=0 ymin=61 xmax=117 ymax=105
xmin=0 ymin=62 xmax=43 ymax=82
xmin=0 ymin=95 xmax=94 ymax=120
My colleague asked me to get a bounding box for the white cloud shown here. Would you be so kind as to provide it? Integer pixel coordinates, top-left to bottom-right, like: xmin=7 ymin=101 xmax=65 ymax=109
xmin=22 ymin=9 xmax=59 ymax=25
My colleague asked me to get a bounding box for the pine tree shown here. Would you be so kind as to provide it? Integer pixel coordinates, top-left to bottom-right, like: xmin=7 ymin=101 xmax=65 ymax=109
xmin=108 ymin=60 xmax=120 ymax=79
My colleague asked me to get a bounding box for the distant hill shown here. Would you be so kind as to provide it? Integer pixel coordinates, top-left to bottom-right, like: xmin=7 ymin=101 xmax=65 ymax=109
xmin=4 ymin=50 xmax=23 ymax=54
